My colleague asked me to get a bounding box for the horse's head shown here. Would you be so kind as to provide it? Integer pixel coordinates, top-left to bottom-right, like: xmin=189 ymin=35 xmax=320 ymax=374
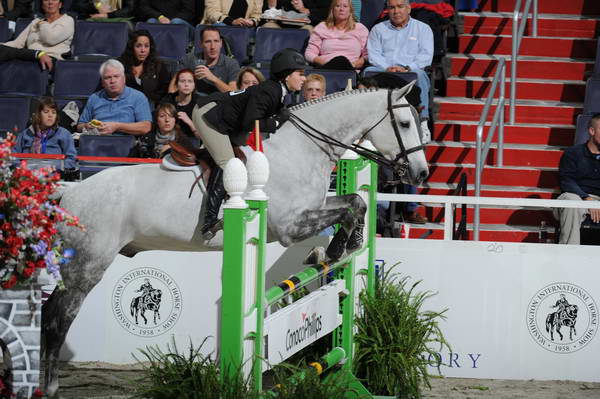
xmin=151 ymin=289 xmax=162 ymax=302
xmin=567 ymin=304 xmax=578 ymax=318
xmin=365 ymin=82 xmax=429 ymax=186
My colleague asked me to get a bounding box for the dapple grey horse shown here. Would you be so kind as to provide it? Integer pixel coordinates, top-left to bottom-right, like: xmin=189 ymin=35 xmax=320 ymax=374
xmin=43 ymin=85 xmax=429 ymax=396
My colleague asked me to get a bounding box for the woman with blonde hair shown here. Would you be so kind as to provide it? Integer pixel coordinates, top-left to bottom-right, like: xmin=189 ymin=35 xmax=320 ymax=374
xmin=304 ymin=0 xmax=368 ymax=70
xmin=236 ymin=66 xmax=265 ymax=90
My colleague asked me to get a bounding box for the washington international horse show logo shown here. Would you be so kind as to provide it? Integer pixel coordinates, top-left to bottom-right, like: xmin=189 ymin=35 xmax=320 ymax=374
xmin=112 ymin=267 xmax=182 ymax=337
xmin=527 ymin=282 xmax=598 ymax=353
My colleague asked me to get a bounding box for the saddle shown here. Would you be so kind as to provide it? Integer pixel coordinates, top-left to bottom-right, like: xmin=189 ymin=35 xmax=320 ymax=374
xmin=169 ymin=140 xmax=248 ymax=167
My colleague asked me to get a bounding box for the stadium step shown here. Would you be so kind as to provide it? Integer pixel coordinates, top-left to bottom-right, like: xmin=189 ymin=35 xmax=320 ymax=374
xmin=475 ymin=0 xmax=600 ymax=16
xmin=445 ymin=77 xmax=585 ymax=102
xmin=447 ymin=54 xmax=593 ymax=81
xmin=435 ymin=97 xmax=583 ymax=125
xmin=407 ymin=224 xmax=555 ymax=243
xmin=458 ymin=34 xmax=597 ymax=58
xmin=417 ymin=205 xmax=554 ymax=226
xmin=433 ymin=121 xmax=575 ymax=147
xmin=461 ymin=12 xmax=600 ymax=38
xmin=424 ymin=163 xmax=559 ymax=189
xmin=419 ymin=183 xmax=559 ymax=199
xmin=425 ymin=142 xmax=564 ymax=168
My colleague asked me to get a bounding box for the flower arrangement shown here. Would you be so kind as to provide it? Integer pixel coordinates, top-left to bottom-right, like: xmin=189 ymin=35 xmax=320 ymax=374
xmin=0 ymin=134 xmax=81 ymax=289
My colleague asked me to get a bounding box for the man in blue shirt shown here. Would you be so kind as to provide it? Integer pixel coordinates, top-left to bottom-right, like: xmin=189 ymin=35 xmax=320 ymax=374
xmin=365 ymin=0 xmax=433 ymax=119
xmin=77 ymin=59 xmax=152 ymax=136
xmin=555 ymin=113 xmax=600 ymax=244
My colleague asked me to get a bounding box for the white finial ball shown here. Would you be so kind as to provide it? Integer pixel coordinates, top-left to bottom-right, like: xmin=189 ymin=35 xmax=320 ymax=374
xmin=246 ymin=152 xmax=269 ymax=200
xmin=223 ymin=158 xmax=248 ymax=208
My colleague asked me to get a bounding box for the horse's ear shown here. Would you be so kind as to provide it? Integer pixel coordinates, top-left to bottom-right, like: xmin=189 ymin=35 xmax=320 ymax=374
xmin=394 ymin=80 xmax=417 ymax=101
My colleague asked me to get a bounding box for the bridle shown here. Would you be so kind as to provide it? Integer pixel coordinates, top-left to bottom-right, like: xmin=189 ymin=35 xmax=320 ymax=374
xmin=287 ymin=89 xmax=425 ymax=176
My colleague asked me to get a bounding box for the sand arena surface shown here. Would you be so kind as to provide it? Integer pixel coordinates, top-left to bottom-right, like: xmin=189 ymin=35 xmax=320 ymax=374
xmin=52 ymin=362 xmax=600 ymax=398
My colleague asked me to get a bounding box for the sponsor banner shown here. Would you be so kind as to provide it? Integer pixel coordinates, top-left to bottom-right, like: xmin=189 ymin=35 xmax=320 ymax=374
xmin=377 ymin=238 xmax=600 ymax=382
xmin=263 ymin=280 xmax=344 ymax=367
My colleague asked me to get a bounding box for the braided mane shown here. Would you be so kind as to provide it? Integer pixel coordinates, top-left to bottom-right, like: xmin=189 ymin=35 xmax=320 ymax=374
xmin=288 ymin=87 xmax=381 ymax=111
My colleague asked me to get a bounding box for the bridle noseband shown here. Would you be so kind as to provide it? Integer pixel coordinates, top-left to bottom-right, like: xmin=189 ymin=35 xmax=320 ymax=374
xmin=287 ymin=89 xmax=425 ymax=176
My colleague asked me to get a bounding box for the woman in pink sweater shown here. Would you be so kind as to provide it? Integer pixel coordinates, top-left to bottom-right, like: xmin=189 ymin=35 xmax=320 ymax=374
xmin=304 ymin=0 xmax=368 ymax=70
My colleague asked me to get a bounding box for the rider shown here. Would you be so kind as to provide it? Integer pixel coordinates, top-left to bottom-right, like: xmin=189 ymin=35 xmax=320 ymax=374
xmin=551 ymin=293 xmax=570 ymax=313
xmin=191 ymin=48 xmax=308 ymax=239
xmin=136 ymin=278 xmax=154 ymax=296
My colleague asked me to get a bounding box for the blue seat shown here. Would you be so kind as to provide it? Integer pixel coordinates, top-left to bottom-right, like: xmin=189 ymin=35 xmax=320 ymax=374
xmin=136 ymin=22 xmax=189 ymax=60
xmin=195 ymin=24 xmax=251 ymax=65
xmin=0 ymin=18 xmax=8 ymax=42
xmin=253 ymin=27 xmax=310 ymax=65
xmin=583 ymin=78 xmax=600 ymax=114
xmin=14 ymin=18 xmax=33 ymax=38
xmin=315 ymin=69 xmax=356 ymax=94
xmin=0 ymin=95 xmax=31 ymax=132
xmin=72 ymin=21 xmax=129 ymax=59
xmin=54 ymin=60 xmax=102 ymax=97
xmin=78 ymin=135 xmax=136 ymax=157
xmin=0 ymin=61 xmax=49 ymax=95
xmin=360 ymin=0 xmax=385 ymax=29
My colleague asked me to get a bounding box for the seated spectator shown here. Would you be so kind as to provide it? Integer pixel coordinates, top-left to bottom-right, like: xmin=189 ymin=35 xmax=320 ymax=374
xmin=554 ymin=113 xmax=600 ymax=245
xmin=263 ymin=0 xmax=329 ymax=31
xmin=2 ymin=0 xmax=74 ymax=60
xmin=365 ymin=0 xmax=433 ymax=119
xmin=236 ymin=66 xmax=265 ymax=89
xmin=138 ymin=0 xmax=195 ymax=29
xmin=304 ymin=0 xmax=367 ymax=70
xmin=118 ymin=30 xmax=171 ymax=107
xmin=202 ymin=0 xmax=262 ymax=26
xmin=0 ymin=0 xmax=32 ymax=23
xmin=0 ymin=44 xmax=53 ymax=69
xmin=140 ymin=103 xmax=182 ymax=158
xmin=161 ymin=69 xmax=199 ymax=142
xmin=14 ymin=97 xmax=77 ymax=169
xmin=302 ymin=73 xmax=325 ymax=100
xmin=77 ymin=59 xmax=152 ymax=136
xmin=72 ymin=0 xmax=135 ymax=21
xmin=179 ymin=27 xmax=240 ymax=95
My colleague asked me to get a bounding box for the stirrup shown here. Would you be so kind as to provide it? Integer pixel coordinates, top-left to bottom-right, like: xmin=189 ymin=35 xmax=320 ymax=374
xmin=202 ymin=219 xmax=224 ymax=241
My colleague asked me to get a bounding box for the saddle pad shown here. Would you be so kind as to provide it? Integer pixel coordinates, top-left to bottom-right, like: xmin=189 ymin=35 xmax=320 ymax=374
xmin=161 ymin=154 xmax=206 ymax=193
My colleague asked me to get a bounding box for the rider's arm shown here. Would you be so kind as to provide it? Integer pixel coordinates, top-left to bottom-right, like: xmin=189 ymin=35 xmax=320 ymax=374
xmin=241 ymin=84 xmax=279 ymax=133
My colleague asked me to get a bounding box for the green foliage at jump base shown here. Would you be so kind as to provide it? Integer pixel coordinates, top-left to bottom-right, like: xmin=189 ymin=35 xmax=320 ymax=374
xmin=353 ymin=265 xmax=450 ymax=399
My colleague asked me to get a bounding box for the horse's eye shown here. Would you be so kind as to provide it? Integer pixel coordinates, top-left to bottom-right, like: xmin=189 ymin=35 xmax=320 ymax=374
xmin=400 ymin=121 xmax=410 ymax=129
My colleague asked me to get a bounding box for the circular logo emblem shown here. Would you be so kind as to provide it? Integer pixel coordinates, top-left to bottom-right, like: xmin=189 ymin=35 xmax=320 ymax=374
xmin=526 ymin=282 xmax=598 ymax=353
xmin=112 ymin=267 xmax=182 ymax=337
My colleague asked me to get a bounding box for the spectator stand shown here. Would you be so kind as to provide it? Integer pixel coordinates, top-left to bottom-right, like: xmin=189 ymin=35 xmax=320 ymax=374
xmin=360 ymin=0 xmax=385 ymax=30
xmin=77 ymin=135 xmax=150 ymax=178
xmin=194 ymin=24 xmax=252 ymax=66
xmin=253 ymin=27 xmax=310 ymax=67
xmin=0 ymin=61 xmax=49 ymax=96
xmin=0 ymin=18 xmax=8 ymax=42
xmin=71 ymin=21 xmax=129 ymax=61
xmin=135 ymin=22 xmax=189 ymax=61
xmin=0 ymin=95 xmax=32 ymax=132
xmin=13 ymin=18 xmax=33 ymax=38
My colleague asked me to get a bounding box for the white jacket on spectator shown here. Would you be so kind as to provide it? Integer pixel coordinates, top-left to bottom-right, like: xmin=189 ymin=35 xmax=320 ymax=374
xmin=202 ymin=0 xmax=263 ymax=25
xmin=3 ymin=14 xmax=74 ymax=59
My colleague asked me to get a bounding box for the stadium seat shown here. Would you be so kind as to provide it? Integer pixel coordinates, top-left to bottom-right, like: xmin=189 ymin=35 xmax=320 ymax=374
xmin=253 ymin=27 xmax=310 ymax=65
xmin=72 ymin=21 xmax=129 ymax=59
xmin=575 ymin=113 xmax=592 ymax=145
xmin=135 ymin=22 xmax=188 ymax=60
xmin=0 ymin=95 xmax=31 ymax=132
xmin=363 ymin=70 xmax=418 ymax=83
xmin=78 ymin=135 xmax=136 ymax=157
xmin=360 ymin=0 xmax=385 ymax=29
xmin=316 ymin=69 xmax=357 ymax=94
xmin=194 ymin=24 xmax=251 ymax=65
xmin=54 ymin=60 xmax=102 ymax=97
xmin=583 ymin=78 xmax=600 ymax=114
xmin=0 ymin=18 xmax=8 ymax=42
xmin=14 ymin=18 xmax=33 ymax=38
xmin=0 ymin=61 xmax=49 ymax=95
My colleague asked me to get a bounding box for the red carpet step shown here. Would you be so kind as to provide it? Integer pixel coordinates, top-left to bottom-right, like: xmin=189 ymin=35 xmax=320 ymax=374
xmin=446 ymin=77 xmax=585 ymax=102
xmin=436 ymin=98 xmax=582 ymax=125
xmin=419 ymin=185 xmax=558 ymax=200
xmin=462 ymin=13 xmax=600 ymax=38
xmin=433 ymin=122 xmax=575 ymax=147
xmin=475 ymin=0 xmax=600 ymax=16
xmin=420 ymin=206 xmax=554 ymax=226
xmin=425 ymin=164 xmax=559 ymax=189
xmin=426 ymin=143 xmax=563 ymax=168
xmin=458 ymin=35 xmax=597 ymax=58
xmin=408 ymin=226 xmax=554 ymax=243
xmin=448 ymin=55 xmax=593 ymax=81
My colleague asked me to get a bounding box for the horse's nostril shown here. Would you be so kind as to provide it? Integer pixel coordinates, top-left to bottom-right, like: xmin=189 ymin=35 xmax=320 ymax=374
xmin=419 ymin=170 xmax=428 ymax=182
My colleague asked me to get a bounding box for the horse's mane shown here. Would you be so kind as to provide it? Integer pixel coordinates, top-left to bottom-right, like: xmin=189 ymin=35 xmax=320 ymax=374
xmin=289 ymin=87 xmax=381 ymax=111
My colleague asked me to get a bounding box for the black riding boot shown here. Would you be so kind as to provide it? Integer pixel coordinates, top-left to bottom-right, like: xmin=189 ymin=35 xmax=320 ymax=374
xmin=202 ymin=166 xmax=226 ymax=240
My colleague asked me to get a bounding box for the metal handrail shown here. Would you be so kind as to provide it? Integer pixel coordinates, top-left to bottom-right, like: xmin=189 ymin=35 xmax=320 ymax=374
xmin=474 ymin=57 xmax=506 ymax=240
xmin=509 ymin=0 xmax=538 ymax=124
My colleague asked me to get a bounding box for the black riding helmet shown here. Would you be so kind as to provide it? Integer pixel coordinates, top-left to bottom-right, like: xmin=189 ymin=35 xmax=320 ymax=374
xmin=270 ymin=48 xmax=308 ymax=81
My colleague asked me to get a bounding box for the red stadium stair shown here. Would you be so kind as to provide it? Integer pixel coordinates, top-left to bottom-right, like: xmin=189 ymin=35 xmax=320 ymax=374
xmin=418 ymin=1 xmax=600 ymax=242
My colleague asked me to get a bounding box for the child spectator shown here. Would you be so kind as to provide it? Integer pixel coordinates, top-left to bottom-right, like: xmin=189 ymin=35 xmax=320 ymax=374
xmin=161 ymin=69 xmax=199 ymax=143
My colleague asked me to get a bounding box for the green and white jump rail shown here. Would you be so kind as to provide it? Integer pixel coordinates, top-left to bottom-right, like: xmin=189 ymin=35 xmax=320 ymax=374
xmin=220 ymin=149 xmax=378 ymax=397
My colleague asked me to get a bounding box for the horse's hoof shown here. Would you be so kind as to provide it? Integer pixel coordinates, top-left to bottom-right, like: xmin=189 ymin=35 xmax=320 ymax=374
xmin=346 ymin=225 xmax=364 ymax=252
xmin=202 ymin=219 xmax=224 ymax=241
xmin=326 ymin=230 xmax=348 ymax=261
xmin=303 ymin=246 xmax=326 ymax=265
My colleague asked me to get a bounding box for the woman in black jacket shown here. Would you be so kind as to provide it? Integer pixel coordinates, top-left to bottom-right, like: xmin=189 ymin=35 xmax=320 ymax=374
xmin=118 ymin=30 xmax=171 ymax=107
xmin=192 ymin=48 xmax=308 ymax=239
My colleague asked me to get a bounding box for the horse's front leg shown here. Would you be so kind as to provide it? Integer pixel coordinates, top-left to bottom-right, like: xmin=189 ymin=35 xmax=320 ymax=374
xmin=556 ymin=325 xmax=563 ymax=341
xmin=282 ymin=194 xmax=366 ymax=261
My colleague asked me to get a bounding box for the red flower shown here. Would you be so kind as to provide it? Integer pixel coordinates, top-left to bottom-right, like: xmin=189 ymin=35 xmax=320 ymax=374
xmin=2 ymin=275 xmax=17 ymax=289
